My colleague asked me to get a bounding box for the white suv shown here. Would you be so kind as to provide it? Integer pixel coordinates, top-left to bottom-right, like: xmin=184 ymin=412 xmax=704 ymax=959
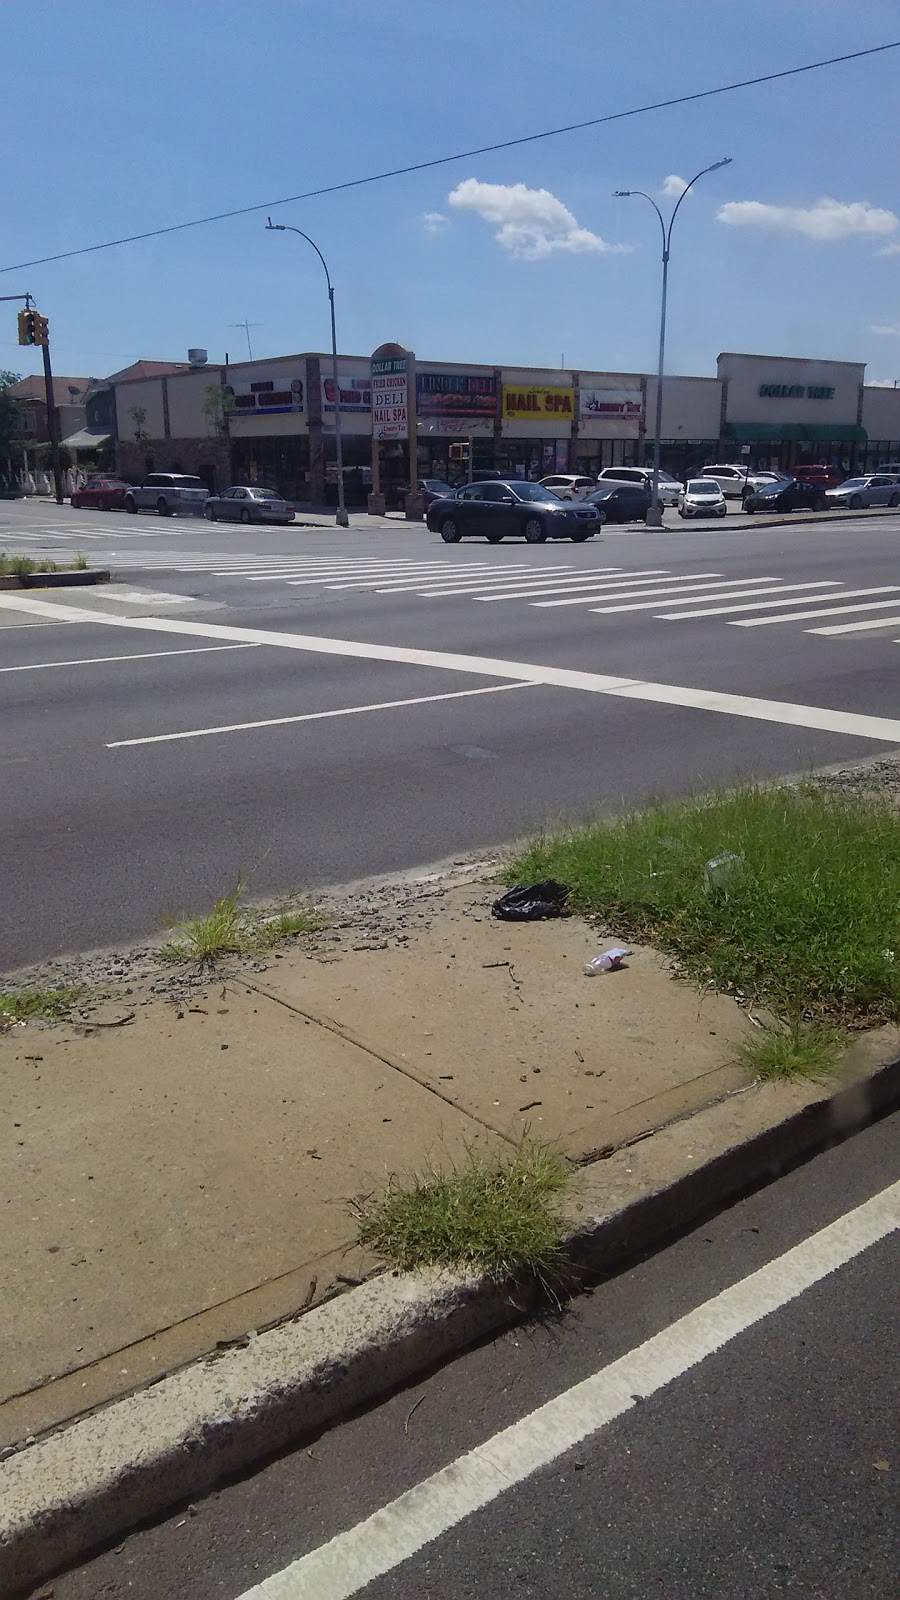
xmin=596 ymin=466 xmax=682 ymax=508
xmin=124 ymin=472 xmax=210 ymax=517
xmin=699 ymin=464 xmax=754 ymax=499
xmin=539 ymin=474 xmax=597 ymax=501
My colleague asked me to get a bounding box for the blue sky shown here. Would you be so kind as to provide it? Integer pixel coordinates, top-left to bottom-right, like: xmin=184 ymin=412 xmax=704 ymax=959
xmin=4 ymin=0 xmax=900 ymax=385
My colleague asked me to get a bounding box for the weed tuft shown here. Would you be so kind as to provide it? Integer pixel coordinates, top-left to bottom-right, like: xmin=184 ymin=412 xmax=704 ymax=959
xmin=0 ymin=987 xmax=79 ymax=1026
xmin=737 ymin=1018 xmax=847 ymax=1083
xmin=354 ymin=1138 xmax=569 ymax=1279
xmin=158 ymin=886 xmax=322 ymax=966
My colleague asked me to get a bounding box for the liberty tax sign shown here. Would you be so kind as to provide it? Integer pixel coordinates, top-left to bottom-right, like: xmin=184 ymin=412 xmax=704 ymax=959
xmin=372 ymin=356 xmax=408 ymax=440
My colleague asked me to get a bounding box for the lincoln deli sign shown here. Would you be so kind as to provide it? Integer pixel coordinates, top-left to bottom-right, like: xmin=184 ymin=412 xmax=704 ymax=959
xmin=502 ymin=384 xmax=575 ymax=421
xmin=758 ymin=382 xmax=836 ymax=400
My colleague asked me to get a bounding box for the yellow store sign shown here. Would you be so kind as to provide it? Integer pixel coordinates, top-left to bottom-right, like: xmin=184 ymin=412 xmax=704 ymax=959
xmin=502 ymin=384 xmax=575 ymax=420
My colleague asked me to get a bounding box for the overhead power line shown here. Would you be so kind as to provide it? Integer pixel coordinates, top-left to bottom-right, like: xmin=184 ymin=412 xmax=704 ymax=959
xmin=3 ymin=41 xmax=898 ymax=275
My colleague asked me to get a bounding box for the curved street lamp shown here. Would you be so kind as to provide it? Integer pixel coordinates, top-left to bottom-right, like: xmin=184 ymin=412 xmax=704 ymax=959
xmin=614 ymin=158 xmax=732 ymax=526
xmin=266 ymin=218 xmax=349 ymax=528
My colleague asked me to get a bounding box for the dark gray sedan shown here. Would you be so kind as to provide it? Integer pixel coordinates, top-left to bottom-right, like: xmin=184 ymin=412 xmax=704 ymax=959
xmin=425 ymin=480 xmax=602 ymax=542
xmin=203 ymin=486 xmax=295 ymax=524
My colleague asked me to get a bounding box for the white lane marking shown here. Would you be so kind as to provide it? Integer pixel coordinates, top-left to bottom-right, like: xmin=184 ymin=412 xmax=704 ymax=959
xmin=808 ymin=613 xmax=900 ymax=635
xmin=373 ymin=565 xmax=590 ymax=595
xmin=420 ymin=570 xmax=672 ymax=600
xmin=478 ymin=571 xmax=715 ymax=603
xmin=600 ymin=581 xmax=840 ymax=615
xmin=77 ymin=587 xmax=195 ymax=605
xmin=534 ymin=576 xmax=783 ymax=609
xmin=2 ymin=594 xmax=899 ymax=744
xmin=107 ymin=680 xmax=535 ymax=747
xmin=735 ymin=596 xmax=900 ymax=627
xmin=236 ymin=1181 xmax=900 ymax=1600
xmin=241 ymin=561 xmax=456 ymax=581
xmin=0 ymin=644 xmax=257 ymax=675
xmin=324 ymin=566 xmax=529 ymax=590
xmin=665 ymin=585 xmax=900 ymax=621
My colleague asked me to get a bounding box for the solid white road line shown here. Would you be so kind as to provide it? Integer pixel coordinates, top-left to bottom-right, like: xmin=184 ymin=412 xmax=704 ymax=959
xmin=430 ymin=570 xmax=674 ymax=600
xmin=594 ymin=581 xmax=840 ymax=615
xmin=235 ymin=1181 xmax=900 ymax=1600
xmin=325 ymin=567 xmax=526 ymax=590
xmin=374 ymin=566 xmax=591 ymax=595
xmin=665 ymin=585 xmax=899 ymax=621
xmin=107 ymin=680 xmax=535 ymax=746
xmin=0 ymin=644 xmax=257 ymax=675
xmin=2 ymin=594 xmax=899 ymax=744
xmin=535 ymin=576 xmax=783 ymax=609
xmin=808 ymin=613 xmax=900 ymax=635
xmin=735 ymin=596 xmax=900 ymax=626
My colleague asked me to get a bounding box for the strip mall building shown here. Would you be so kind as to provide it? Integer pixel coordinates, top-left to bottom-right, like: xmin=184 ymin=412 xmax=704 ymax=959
xmin=111 ymin=348 xmax=900 ymax=507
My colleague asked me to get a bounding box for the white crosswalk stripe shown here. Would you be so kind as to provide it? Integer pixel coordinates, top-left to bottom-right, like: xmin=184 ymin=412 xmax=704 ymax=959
xmin=7 ymin=546 xmax=898 ymax=648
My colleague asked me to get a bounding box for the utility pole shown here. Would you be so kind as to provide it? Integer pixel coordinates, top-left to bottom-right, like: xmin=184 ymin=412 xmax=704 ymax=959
xmin=7 ymin=291 xmax=64 ymax=504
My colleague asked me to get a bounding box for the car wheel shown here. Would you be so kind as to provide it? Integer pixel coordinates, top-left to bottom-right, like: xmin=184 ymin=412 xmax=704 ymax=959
xmin=125 ymin=496 xmax=137 ymax=513
xmin=524 ymin=517 xmax=547 ymax=543
xmin=240 ymin=508 xmax=251 ymax=524
xmin=440 ymin=517 xmax=461 ymax=543
xmin=569 ymin=528 xmax=591 ymax=542
xmin=745 ymin=503 xmax=755 ymax=514
xmin=816 ymin=494 xmax=828 ymax=511
xmin=850 ymin=494 xmax=862 ymax=509
xmin=157 ymin=497 xmax=170 ymax=516
xmin=204 ymin=503 xmax=216 ymax=520
xmin=486 ymin=532 xmax=504 ymax=543
xmin=717 ymin=506 xmax=727 ymax=517
xmin=891 ymin=493 xmax=900 ymax=508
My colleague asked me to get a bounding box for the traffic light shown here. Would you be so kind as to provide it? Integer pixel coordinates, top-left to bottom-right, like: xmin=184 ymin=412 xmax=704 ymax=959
xmin=448 ymin=442 xmax=467 ymax=461
xmin=33 ymin=313 xmax=49 ymax=347
xmin=18 ymin=309 xmax=36 ymax=345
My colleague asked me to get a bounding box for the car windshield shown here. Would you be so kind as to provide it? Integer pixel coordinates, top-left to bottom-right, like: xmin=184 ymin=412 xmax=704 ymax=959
xmin=423 ymin=480 xmax=452 ymax=493
xmin=836 ymin=478 xmax=864 ymax=490
xmin=511 ymin=483 xmax=558 ymax=502
xmin=687 ymin=481 xmax=718 ymax=494
xmin=658 ymin=472 xmax=680 ymax=485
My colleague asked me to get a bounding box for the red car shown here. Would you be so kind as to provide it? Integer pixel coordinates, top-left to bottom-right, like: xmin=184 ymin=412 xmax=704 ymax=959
xmin=71 ymin=476 xmax=130 ymax=510
xmin=792 ymin=464 xmax=845 ymax=489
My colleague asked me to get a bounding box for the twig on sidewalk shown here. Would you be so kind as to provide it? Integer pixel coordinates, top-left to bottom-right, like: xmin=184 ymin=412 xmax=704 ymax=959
xmin=404 ymin=1394 xmax=426 ymax=1434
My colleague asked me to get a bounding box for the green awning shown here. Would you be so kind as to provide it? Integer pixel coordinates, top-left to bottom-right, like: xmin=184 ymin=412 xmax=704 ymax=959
xmin=724 ymin=422 xmax=805 ymax=442
xmin=724 ymin=421 xmax=867 ymax=444
xmin=801 ymin=423 xmax=867 ymax=443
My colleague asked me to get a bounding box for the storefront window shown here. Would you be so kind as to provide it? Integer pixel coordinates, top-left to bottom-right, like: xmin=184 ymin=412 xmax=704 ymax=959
xmin=230 ymin=436 xmax=310 ymax=500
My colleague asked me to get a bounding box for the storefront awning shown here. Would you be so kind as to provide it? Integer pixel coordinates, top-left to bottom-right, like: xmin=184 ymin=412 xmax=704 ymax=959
xmin=724 ymin=421 xmax=867 ymax=444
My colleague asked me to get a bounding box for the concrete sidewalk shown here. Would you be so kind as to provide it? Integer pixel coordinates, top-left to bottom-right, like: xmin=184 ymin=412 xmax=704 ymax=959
xmin=1 ymin=879 xmax=753 ymax=1451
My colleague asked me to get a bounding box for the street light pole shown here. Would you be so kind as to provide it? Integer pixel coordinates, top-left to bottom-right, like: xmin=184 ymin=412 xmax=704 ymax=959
xmin=266 ymin=218 xmax=349 ymax=528
xmin=614 ymin=158 xmax=731 ymax=527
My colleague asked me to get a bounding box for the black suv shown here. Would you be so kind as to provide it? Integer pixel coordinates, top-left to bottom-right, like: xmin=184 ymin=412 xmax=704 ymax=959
xmin=425 ymin=480 xmax=602 ymax=543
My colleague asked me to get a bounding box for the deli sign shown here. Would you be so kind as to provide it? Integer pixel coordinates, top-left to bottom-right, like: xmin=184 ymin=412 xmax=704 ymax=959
xmin=502 ymin=384 xmax=575 ymax=420
xmin=372 ymin=356 xmax=408 ymax=440
xmin=758 ymin=382 xmax=835 ymax=400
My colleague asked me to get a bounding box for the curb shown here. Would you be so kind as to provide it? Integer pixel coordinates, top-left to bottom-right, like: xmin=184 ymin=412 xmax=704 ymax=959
xmin=0 ymin=570 xmax=110 ymax=590
xmin=2 ymin=1046 xmax=898 ymax=1595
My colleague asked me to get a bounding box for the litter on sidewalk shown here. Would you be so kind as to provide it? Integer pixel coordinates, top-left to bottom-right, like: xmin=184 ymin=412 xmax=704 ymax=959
xmin=491 ymin=879 xmax=570 ymax=921
xmin=583 ymin=947 xmax=631 ymax=975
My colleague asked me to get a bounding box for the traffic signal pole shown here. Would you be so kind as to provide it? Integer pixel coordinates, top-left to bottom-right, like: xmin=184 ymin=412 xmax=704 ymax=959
xmin=41 ymin=341 xmax=64 ymax=504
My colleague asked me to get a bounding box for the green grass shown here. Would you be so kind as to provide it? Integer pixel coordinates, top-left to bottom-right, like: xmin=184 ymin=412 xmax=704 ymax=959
xmin=0 ymin=987 xmax=79 ymax=1025
xmin=73 ymin=553 xmax=89 ymax=570
xmin=0 ymin=553 xmax=67 ymax=576
xmin=509 ymin=783 xmax=900 ymax=1027
xmin=737 ymin=1019 xmax=848 ymax=1083
xmin=353 ymin=1138 xmax=569 ymax=1279
xmin=158 ymin=886 xmax=322 ymax=966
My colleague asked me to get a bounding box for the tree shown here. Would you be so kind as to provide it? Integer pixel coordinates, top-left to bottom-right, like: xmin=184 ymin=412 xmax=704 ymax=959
xmin=0 ymin=370 xmax=22 ymax=461
xmin=128 ymin=404 xmax=150 ymax=446
xmin=202 ymin=383 xmax=235 ymax=441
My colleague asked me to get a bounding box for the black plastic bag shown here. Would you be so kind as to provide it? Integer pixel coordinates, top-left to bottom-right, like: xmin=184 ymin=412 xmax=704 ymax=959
xmin=491 ymin=879 xmax=571 ymax=921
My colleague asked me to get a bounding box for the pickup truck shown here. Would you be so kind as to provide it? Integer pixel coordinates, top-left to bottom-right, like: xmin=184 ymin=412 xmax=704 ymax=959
xmin=123 ymin=472 xmax=209 ymax=516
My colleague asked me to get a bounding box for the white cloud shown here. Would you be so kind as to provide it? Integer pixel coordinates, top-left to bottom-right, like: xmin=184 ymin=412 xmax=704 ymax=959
xmin=422 ymin=211 xmax=449 ymax=237
xmin=447 ymin=178 xmax=628 ymax=261
xmin=870 ymin=324 xmax=900 ymax=337
xmin=661 ymin=174 xmax=688 ymax=198
xmin=716 ymin=196 xmax=899 ymax=242
xmin=877 ymin=240 xmax=900 ymax=256
xmin=867 ymin=378 xmax=900 ymax=387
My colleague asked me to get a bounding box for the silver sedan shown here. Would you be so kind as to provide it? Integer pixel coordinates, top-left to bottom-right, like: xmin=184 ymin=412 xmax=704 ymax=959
xmin=825 ymin=474 xmax=900 ymax=510
xmin=204 ymin=486 xmax=295 ymax=523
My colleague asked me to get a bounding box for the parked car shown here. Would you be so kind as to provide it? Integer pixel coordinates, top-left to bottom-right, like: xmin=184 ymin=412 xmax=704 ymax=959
xmin=743 ymin=477 xmax=828 ymax=514
xmin=824 ymin=474 xmax=900 ymax=510
xmin=538 ymin=473 xmax=598 ymax=501
xmin=699 ymin=464 xmax=754 ymax=498
xmin=70 ymin=476 xmax=130 ymax=511
xmin=585 ymin=481 xmax=652 ymax=522
xmin=596 ymin=466 xmax=681 ymax=507
xmin=124 ymin=473 xmax=209 ymax=516
xmin=425 ymin=480 xmax=603 ymax=542
xmin=204 ymin=485 xmax=295 ymax=523
xmin=793 ymin=464 xmax=845 ymax=489
xmin=678 ymin=479 xmax=727 ymax=518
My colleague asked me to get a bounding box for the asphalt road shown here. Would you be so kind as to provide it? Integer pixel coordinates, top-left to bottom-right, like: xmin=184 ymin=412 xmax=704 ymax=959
xmin=2 ymin=500 xmax=899 ymax=967
xmin=33 ymin=1108 xmax=900 ymax=1600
